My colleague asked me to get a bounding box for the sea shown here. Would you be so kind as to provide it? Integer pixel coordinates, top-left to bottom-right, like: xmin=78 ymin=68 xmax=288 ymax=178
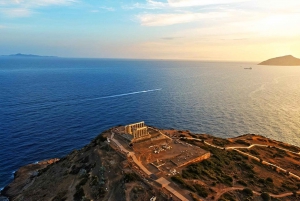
xmin=0 ymin=57 xmax=300 ymax=189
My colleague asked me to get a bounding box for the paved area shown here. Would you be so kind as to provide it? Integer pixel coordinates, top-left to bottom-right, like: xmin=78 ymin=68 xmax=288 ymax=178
xmin=130 ymin=154 xmax=152 ymax=176
xmin=165 ymin=185 xmax=189 ymax=201
xmin=155 ymin=177 xmax=170 ymax=187
xmin=110 ymin=133 xmax=189 ymax=200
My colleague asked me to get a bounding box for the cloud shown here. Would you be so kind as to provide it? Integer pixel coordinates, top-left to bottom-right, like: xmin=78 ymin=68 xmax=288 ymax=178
xmin=99 ymin=6 xmax=115 ymax=12
xmin=167 ymin=0 xmax=246 ymax=7
xmin=0 ymin=0 xmax=77 ymax=17
xmin=1 ymin=8 xmax=31 ymax=17
xmin=161 ymin=36 xmax=183 ymax=40
xmin=127 ymin=0 xmax=246 ymax=10
xmin=1 ymin=0 xmax=76 ymax=6
xmin=123 ymin=0 xmax=167 ymax=10
xmin=138 ymin=12 xmax=227 ymax=26
xmin=132 ymin=0 xmax=300 ymax=27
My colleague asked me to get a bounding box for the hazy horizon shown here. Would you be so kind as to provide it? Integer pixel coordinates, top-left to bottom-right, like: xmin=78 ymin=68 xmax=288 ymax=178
xmin=1 ymin=0 xmax=300 ymax=61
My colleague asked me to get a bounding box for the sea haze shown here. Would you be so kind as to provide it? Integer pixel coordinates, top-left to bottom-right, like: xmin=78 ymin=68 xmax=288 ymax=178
xmin=0 ymin=57 xmax=300 ymax=188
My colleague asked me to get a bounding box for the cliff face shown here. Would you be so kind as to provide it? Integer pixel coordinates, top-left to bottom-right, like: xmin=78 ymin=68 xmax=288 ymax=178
xmin=2 ymin=126 xmax=300 ymax=201
xmin=0 ymin=129 xmax=162 ymax=201
xmin=0 ymin=131 xmax=122 ymax=201
xmin=259 ymin=55 xmax=300 ymax=66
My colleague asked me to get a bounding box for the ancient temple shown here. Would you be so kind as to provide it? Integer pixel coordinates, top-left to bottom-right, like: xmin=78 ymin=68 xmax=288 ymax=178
xmin=125 ymin=121 xmax=150 ymax=140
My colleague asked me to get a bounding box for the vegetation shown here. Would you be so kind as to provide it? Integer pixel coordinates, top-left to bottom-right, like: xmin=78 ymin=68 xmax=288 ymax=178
xmin=193 ymin=184 xmax=208 ymax=198
xmin=261 ymin=192 xmax=271 ymax=201
xmin=250 ymin=149 xmax=260 ymax=156
xmin=281 ymin=181 xmax=298 ymax=191
xmin=73 ymin=187 xmax=85 ymax=201
xmin=212 ymin=138 xmax=230 ymax=147
xmin=52 ymin=190 xmax=67 ymax=201
xmin=181 ymin=146 xmax=257 ymax=188
xmin=273 ymin=148 xmax=287 ymax=158
xmin=235 ymin=139 xmax=250 ymax=146
xmin=242 ymin=188 xmax=253 ymax=196
xmin=89 ymin=175 xmax=99 ymax=186
xmin=171 ymin=175 xmax=196 ymax=192
xmin=93 ymin=134 xmax=108 ymax=144
xmin=218 ymin=192 xmax=236 ymax=201
xmin=124 ymin=172 xmax=140 ymax=183
xmin=237 ymin=180 xmax=247 ymax=186
xmin=76 ymin=177 xmax=88 ymax=190
xmin=190 ymin=193 xmax=200 ymax=201
xmin=266 ymin=177 xmax=273 ymax=183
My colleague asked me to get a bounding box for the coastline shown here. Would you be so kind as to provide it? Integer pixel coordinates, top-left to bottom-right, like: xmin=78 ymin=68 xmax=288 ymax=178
xmin=1 ymin=125 xmax=300 ymax=201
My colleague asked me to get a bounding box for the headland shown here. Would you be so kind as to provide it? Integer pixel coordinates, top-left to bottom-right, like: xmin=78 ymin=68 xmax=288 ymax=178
xmin=259 ymin=55 xmax=300 ymax=66
xmin=1 ymin=122 xmax=300 ymax=201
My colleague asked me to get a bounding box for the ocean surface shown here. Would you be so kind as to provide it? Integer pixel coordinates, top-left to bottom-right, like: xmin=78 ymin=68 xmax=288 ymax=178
xmin=1 ymin=57 xmax=300 ymax=189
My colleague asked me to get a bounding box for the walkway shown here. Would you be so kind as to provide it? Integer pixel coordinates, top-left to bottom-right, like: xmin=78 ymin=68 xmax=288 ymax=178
xmin=165 ymin=185 xmax=189 ymax=201
xmin=214 ymin=187 xmax=300 ymax=201
xmin=181 ymin=136 xmax=300 ymax=200
xmin=110 ymin=133 xmax=189 ymax=201
xmin=181 ymin=137 xmax=300 ymax=180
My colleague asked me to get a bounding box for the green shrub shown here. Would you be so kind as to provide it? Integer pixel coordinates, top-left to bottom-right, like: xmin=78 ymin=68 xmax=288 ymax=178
xmin=93 ymin=134 xmax=107 ymax=144
xmin=212 ymin=138 xmax=229 ymax=147
xmin=282 ymin=181 xmax=298 ymax=191
xmin=190 ymin=193 xmax=200 ymax=201
xmin=171 ymin=175 xmax=196 ymax=192
xmin=193 ymin=184 xmax=208 ymax=198
xmin=171 ymin=175 xmax=185 ymax=185
xmin=74 ymin=187 xmax=85 ymax=201
xmin=261 ymin=192 xmax=270 ymax=201
xmin=52 ymin=190 xmax=67 ymax=201
xmin=219 ymin=192 xmax=236 ymax=201
xmin=266 ymin=177 xmax=273 ymax=183
xmin=242 ymin=188 xmax=253 ymax=196
xmin=235 ymin=140 xmax=250 ymax=146
xmin=250 ymin=149 xmax=260 ymax=156
xmin=124 ymin=173 xmax=139 ymax=183
xmin=237 ymin=180 xmax=247 ymax=186
xmin=89 ymin=175 xmax=99 ymax=186
xmin=76 ymin=177 xmax=88 ymax=190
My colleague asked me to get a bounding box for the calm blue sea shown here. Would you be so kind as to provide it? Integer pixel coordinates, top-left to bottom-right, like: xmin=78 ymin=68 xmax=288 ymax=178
xmin=1 ymin=57 xmax=300 ymax=189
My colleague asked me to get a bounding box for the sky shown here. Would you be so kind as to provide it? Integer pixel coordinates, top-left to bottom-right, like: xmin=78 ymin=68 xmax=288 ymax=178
xmin=1 ymin=0 xmax=300 ymax=61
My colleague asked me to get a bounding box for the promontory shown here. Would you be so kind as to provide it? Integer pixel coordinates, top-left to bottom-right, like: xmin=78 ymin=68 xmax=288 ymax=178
xmin=1 ymin=122 xmax=300 ymax=201
xmin=259 ymin=55 xmax=300 ymax=66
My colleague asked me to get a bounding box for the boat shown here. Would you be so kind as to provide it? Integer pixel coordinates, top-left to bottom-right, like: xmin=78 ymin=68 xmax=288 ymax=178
xmin=244 ymin=67 xmax=252 ymax=70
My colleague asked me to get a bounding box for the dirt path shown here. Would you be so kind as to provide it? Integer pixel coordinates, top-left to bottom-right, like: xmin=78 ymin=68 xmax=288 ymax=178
xmin=181 ymin=137 xmax=300 ymax=181
xmin=110 ymin=133 xmax=189 ymax=201
xmin=214 ymin=187 xmax=300 ymax=201
xmin=213 ymin=187 xmax=244 ymax=201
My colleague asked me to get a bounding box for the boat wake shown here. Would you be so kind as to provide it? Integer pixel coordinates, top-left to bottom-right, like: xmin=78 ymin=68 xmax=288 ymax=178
xmin=78 ymin=88 xmax=162 ymax=102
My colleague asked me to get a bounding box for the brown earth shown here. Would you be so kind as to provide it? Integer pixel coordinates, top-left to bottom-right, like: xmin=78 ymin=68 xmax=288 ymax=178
xmin=1 ymin=126 xmax=300 ymax=201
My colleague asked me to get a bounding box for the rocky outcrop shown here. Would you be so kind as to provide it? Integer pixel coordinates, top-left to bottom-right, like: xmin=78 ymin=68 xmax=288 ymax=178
xmin=0 ymin=159 xmax=59 ymax=200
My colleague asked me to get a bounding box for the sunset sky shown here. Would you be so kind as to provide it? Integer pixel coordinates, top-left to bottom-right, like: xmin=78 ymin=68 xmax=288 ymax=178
xmin=1 ymin=0 xmax=300 ymax=61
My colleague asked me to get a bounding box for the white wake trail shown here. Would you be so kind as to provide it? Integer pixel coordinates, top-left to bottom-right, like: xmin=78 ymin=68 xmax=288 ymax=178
xmin=78 ymin=88 xmax=162 ymax=102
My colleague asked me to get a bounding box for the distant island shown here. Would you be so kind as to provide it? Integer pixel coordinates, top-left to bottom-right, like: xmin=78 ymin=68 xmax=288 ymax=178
xmin=2 ymin=53 xmax=57 ymax=58
xmin=259 ymin=55 xmax=300 ymax=66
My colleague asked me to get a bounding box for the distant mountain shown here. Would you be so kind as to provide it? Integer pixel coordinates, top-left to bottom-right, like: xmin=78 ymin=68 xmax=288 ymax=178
xmin=2 ymin=53 xmax=57 ymax=58
xmin=258 ymin=55 xmax=300 ymax=66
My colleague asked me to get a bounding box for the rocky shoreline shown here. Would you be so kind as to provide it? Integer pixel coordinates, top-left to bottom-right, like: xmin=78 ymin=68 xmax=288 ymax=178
xmin=0 ymin=159 xmax=59 ymax=200
xmin=1 ymin=126 xmax=299 ymax=201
